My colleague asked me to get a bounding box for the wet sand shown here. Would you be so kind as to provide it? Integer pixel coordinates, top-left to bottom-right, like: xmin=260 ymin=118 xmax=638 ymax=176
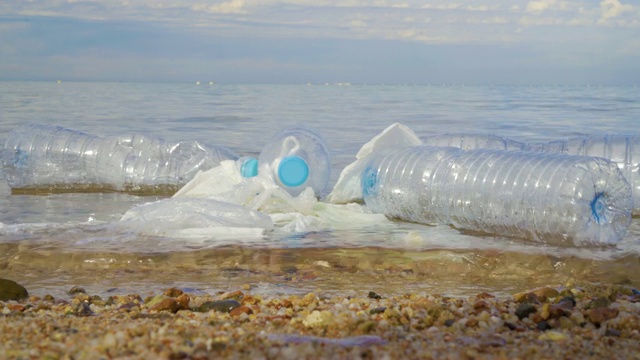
xmin=1 ymin=281 xmax=639 ymax=359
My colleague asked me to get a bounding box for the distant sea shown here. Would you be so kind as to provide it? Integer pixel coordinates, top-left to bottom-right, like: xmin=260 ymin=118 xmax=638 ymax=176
xmin=1 ymin=81 xmax=639 ymax=298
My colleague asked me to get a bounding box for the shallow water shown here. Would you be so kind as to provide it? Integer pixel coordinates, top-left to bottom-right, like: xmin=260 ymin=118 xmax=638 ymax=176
xmin=1 ymin=81 xmax=639 ymax=298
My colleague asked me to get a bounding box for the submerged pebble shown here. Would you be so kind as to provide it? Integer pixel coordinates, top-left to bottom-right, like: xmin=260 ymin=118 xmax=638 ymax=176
xmin=0 ymin=279 xmax=28 ymax=301
xmin=197 ymin=299 xmax=241 ymax=313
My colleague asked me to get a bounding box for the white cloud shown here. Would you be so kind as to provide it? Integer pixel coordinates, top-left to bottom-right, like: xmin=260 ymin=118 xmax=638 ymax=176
xmin=192 ymin=0 xmax=247 ymax=14
xmin=526 ymin=0 xmax=556 ymax=14
xmin=422 ymin=3 xmax=462 ymax=10
xmin=600 ymin=0 xmax=634 ymax=19
xmin=466 ymin=5 xmax=489 ymax=12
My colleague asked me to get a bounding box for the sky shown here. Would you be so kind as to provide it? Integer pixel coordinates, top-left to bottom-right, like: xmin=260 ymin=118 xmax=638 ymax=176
xmin=1 ymin=0 xmax=639 ymax=85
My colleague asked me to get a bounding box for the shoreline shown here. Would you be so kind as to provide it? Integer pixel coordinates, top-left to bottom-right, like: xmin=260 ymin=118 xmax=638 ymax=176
xmin=1 ymin=281 xmax=639 ymax=359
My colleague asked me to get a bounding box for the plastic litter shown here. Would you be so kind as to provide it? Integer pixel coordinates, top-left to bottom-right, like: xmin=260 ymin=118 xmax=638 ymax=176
xmin=361 ymin=145 xmax=632 ymax=246
xmin=242 ymin=127 xmax=331 ymax=197
xmin=1 ymin=124 xmax=238 ymax=194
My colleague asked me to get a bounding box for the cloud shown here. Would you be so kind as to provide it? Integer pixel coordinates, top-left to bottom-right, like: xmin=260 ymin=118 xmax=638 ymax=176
xmin=526 ymin=0 xmax=557 ymax=14
xmin=192 ymin=0 xmax=247 ymax=14
xmin=600 ymin=0 xmax=634 ymax=19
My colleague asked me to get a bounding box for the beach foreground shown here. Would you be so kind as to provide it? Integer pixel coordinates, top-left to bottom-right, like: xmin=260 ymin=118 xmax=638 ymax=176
xmin=1 ymin=281 xmax=639 ymax=359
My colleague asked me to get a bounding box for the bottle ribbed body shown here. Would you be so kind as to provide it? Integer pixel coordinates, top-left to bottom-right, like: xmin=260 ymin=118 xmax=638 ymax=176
xmin=421 ymin=134 xmax=526 ymax=151
xmin=362 ymin=146 xmax=632 ymax=246
xmin=527 ymin=135 xmax=640 ymax=211
xmin=2 ymin=124 xmax=238 ymax=194
xmin=258 ymin=127 xmax=331 ymax=197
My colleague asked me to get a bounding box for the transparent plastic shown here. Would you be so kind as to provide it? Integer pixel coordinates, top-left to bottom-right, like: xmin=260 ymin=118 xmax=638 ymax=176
xmin=258 ymin=127 xmax=331 ymax=197
xmin=362 ymin=146 xmax=632 ymax=246
xmin=527 ymin=135 xmax=640 ymax=212
xmin=2 ymin=124 xmax=238 ymax=194
xmin=421 ymin=133 xmax=526 ymax=151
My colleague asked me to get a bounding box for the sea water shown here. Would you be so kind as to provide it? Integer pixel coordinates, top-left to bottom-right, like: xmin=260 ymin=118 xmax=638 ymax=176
xmin=1 ymin=81 xmax=639 ymax=298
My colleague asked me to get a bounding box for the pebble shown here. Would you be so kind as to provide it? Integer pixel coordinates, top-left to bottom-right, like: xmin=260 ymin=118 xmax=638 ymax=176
xmin=0 ymin=278 xmax=29 ymax=301
xmin=68 ymin=285 xmax=86 ymax=294
xmin=515 ymin=304 xmax=537 ymax=320
xmin=229 ymin=305 xmax=253 ymax=317
xmin=538 ymin=330 xmax=568 ymax=341
xmin=163 ymin=288 xmax=184 ymax=297
xmin=587 ymin=307 xmax=619 ymax=325
xmin=150 ymin=298 xmax=180 ymax=313
xmin=0 ymin=282 xmax=638 ymax=359
xmin=303 ymin=310 xmax=334 ymax=328
xmin=197 ymin=299 xmax=241 ymax=313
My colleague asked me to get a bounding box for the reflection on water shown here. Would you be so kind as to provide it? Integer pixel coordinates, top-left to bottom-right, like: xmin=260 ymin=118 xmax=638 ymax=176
xmin=2 ymin=244 xmax=639 ymax=299
xmin=1 ymin=82 xmax=640 ymax=297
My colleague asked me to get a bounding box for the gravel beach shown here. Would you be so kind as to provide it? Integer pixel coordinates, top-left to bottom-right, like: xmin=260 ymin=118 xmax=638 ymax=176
xmin=1 ymin=280 xmax=639 ymax=359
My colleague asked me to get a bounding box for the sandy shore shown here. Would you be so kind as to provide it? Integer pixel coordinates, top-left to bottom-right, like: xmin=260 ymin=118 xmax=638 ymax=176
xmin=1 ymin=281 xmax=639 ymax=359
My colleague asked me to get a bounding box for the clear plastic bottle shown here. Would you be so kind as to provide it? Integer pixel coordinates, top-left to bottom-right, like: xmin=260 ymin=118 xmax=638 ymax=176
xmin=249 ymin=127 xmax=331 ymax=197
xmin=362 ymin=146 xmax=632 ymax=246
xmin=1 ymin=124 xmax=238 ymax=194
xmin=421 ymin=133 xmax=526 ymax=151
xmin=526 ymin=135 xmax=640 ymax=212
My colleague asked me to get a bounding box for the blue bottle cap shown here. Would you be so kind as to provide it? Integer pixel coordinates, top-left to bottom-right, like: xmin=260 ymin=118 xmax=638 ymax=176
xmin=278 ymin=156 xmax=309 ymax=187
xmin=240 ymin=157 xmax=259 ymax=178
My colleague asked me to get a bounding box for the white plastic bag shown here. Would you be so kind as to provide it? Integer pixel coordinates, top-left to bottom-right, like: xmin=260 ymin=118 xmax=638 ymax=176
xmin=120 ymin=197 xmax=273 ymax=239
xmin=327 ymin=123 xmax=422 ymax=204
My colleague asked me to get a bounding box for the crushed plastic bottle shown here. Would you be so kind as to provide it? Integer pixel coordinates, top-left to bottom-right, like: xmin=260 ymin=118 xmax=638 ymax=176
xmin=1 ymin=124 xmax=238 ymax=194
xmin=242 ymin=127 xmax=331 ymax=197
xmin=361 ymin=145 xmax=632 ymax=246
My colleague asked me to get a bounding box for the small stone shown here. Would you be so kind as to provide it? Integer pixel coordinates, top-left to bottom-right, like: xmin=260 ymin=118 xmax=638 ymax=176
xmin=219 ymin=290 xmax=244 ymax=301
xmin=514 ymin=292 xmax=539 ymax=305
xmin=587 ymin=308 xmax=619 ymax=325
xmin=298 ymin=293 xmax=318 ymax=307
xmin=146 ymin=295 xmax=170 ymax=308
xmin=473 ymin=300 xmax=490 ymax=311
xmin=538 ymin=330 xmax=567 ymax=341
xmin=197 ymin=300 xmax=241 ymax=313
xmin=632 ymin=288 xmax=640 ymax=296
xmin=75 ymin=302 xmax=95 ymax=317
xmin=515 ymin=304 xmax=537 ymax=320
xmin=229 ymin=305 xmax=253 ymax=317
xmin=8 ymin=304 xmax=26 ymax=312
xmin=605 ymin=328 xmax=622 ymax=337
xmin=369 ymin=307 xmax=386 ymax=315
xmin=537 ymin=321 xmax=552 ymax=331
xmin=587 ymin=297 xmax=611 ymax=309
xmin=543 ymin=303 xmax=572 ymax=320
xmin=558 ymin=317 xmax=574 ymax=329
xmin=0 ymin=278 xmax=29 ymax=301
xmin=242 ymin=284 xmax=251 ymax=291
xmin=164 ymin=288 xmax=184 ymax=298
xmin=444 ymin=319 xmax=455 ymax=327
xmin=475 ymin=292 xmax=495 ymax=300
xmin=557 ymin=296 xmax=576 ymax=308
xmin=241 ymin=295 xmax=260 ymax=306
xmin=150 ymin=298 xmax=180 ymax=313
xmin=504 ymin=322 xmax=525 ymax=331
xmin=176 ymin=294 xmax=190 ymax=310
xmin=465 ymin=318 xmax=479 ymax=328
xmin=303 ymin=310 xmax=334 ymax=328
xmin=533 ymin=287 xmax=559 ymax=300
xmin=368 ymin=291 xmax=382 ymax=300
xmin=68 ymin=285 xmax=86 ymax=294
